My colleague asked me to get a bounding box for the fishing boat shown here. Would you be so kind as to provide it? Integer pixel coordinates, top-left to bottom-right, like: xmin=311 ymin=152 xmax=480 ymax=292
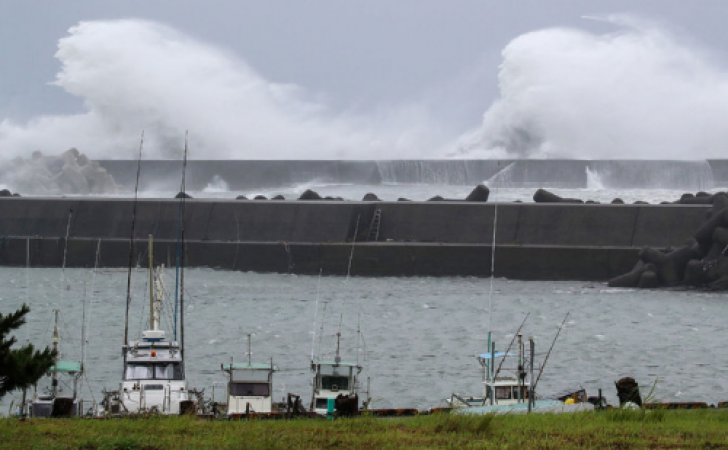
xmin=310 ymin=332 xmax=364 ymax=416
xmin=101 ymin=237 xmax=196 ymax=415
xmin=219 ymin=333 xmax=279 ymax=417
xmin=29 ymin=310 xmax=84 ymax=417
xmin=448 ymin=328 xmax=594 ymax=415
xmin=100 ymin=136 xmax=198 ymax=416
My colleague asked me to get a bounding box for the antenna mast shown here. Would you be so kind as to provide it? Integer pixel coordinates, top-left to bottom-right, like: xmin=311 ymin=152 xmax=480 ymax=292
xmin=180 ymin=131 xmax=188 ymax=358
xmin=123 ymin=131 xmax=144 ymax=351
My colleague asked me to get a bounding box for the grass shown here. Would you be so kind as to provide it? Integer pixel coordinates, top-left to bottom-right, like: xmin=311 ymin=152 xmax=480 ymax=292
xmin=2 ymin=409 xmax=728 ymax=449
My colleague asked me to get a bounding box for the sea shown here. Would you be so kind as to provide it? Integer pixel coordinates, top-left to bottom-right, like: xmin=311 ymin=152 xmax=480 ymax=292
xmin=1 ymin=182 xmax=727 ymax=414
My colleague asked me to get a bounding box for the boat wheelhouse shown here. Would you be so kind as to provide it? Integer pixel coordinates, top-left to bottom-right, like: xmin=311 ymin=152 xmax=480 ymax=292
xmin=221 ymin=361 xmax=278 ymax=415
xmin=310 ymin=358 xmax=362 ymax=415
xmin=104 ymin=334 xmax=191 ymax=415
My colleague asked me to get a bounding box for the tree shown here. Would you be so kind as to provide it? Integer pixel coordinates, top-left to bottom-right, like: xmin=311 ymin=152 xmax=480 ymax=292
xmin=0 ymin=304 xmax=56 ymax=402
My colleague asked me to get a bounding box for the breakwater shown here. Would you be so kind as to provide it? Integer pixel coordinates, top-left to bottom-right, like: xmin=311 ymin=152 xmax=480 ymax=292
xmin=0 ymin=197 xmax=711 ymax=280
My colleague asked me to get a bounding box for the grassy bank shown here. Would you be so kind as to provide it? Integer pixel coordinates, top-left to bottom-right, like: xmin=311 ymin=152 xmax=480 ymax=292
xmin=2 ymin=409 xmax=728 ymax=449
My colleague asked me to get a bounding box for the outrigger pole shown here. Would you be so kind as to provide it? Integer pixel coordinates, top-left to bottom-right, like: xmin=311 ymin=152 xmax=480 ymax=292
xmin=123 ymin=131 xmax=144 ymax=354
xmin=533 ymin=312 xmax=570 ymax=391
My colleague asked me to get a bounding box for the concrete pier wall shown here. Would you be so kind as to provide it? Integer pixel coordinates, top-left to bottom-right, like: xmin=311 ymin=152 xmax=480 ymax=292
xmin=0 ymin=197 xmax=710 ymax=280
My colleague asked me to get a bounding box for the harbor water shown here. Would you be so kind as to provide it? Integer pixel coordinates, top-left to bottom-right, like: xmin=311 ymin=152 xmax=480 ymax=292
xmin=1 ymin=267 xmax=726 ymax=412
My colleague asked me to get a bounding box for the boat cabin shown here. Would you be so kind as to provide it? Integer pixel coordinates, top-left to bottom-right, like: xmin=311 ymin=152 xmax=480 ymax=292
xmin=221 ymin=362 xmax=277 ymax=415
xmin=310 ymin=360 xmax=362 ymax=415
xmin=31 ymin=360 xmax=83 ymax=417
xmin=483 ymin=378 xmax=530 ymax=405
xmin=105 ymin=336 xmax=191 ymax=415
xmin=124 ymin=340 xmax=184 ymax=382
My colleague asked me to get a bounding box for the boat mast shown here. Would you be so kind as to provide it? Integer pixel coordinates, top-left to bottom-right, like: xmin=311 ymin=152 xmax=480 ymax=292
xmin=486 ymin=178 xmax=499 ymax=382
xmin=52 ymin=309 xmax=59 ymax=398
xmin=247 ymin=332 xmax=252 ymax=366
xmin=180 ymin=132 xmax=188 ymax=359
xmin=334 ymin=331 xmax=341 ymax=364
xmin=148 ymin=235 xmax=154 ymax=330
xmin=123 ymin=132 xmax=144 ymax=353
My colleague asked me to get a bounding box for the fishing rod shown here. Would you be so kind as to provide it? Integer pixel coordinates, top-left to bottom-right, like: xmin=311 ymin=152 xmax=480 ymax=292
xmin=492 ymin=312 xmax=530 ymax=380
xmin=533 ymin=312 xmax=570 ymax=391
xmin=123 ymin=131 xmax=144 ymax=352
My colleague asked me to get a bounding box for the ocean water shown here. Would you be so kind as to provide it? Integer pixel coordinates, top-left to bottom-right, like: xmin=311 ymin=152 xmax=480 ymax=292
xmin=1 ymin=267 xmax=726 ymax=414
xmin=94 ymin=183 xmax=727 ymax=205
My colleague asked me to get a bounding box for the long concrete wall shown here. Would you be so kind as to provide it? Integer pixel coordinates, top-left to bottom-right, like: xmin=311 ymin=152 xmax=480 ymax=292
xmin=0 ymin=197 xmax=711 ymax=280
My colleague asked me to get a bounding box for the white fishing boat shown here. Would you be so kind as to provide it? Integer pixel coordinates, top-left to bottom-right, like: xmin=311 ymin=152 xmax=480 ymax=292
xmin=29 ymin=310 xmax=84 ymax=417
xmin=220 ymin=334 xmax=279 ymax=416
xmin=310 ymin=332 xmax=363 ymax=416
xmin=101 ymin=237 xmax=196 ymax=415
xmin=448 ymin=331 xmax=533 ymax=409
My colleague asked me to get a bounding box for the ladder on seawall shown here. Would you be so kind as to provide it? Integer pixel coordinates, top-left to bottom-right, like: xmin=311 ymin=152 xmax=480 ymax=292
xmin=367 ymin=210 xmax=382 ymax=242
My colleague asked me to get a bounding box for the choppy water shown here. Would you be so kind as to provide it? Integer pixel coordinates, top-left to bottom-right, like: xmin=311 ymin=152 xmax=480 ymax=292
xmin=82 ymin=183 xmax=728 ymax=205
xmin=1 ymin=267 xmax=727 ymax=414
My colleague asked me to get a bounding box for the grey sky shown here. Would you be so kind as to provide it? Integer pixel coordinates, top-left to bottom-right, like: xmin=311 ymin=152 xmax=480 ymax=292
xmin=2 ymin=1 xmax=726 ymax=124
xmin=1 ymin=1 xmax=728 ymax=160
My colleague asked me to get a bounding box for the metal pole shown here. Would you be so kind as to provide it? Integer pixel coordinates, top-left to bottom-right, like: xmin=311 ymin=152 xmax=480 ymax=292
xmin=248 ymin=333 xmax=252 ymax=366
xmin=517 ymin=332 xmax=523 ymax=403
xmin=486 ymin=331 xmax=491 ymax=383
xmin=528 ymin=337 xmax=535 ymax=412
xmin=149 ymin=235 xmax=154 ymax=330
xmin=52 ymin=310 xmax=59 ymax=398
xmin=490 ymin=341 xmax=495 ymax=405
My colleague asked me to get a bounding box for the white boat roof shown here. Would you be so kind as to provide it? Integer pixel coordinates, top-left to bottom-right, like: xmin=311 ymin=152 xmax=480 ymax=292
xmin=316 ymin=361 xmax=360 ymax=367
xmin=484 ymin=378 xmax=530 ymax=387
xmin=50 ymin=360 xmax=82 ymax=373
xmin=478 ymin=352 xmax=516 ymax=359
xmin=222 ymin=363 xmax=277 ymax=371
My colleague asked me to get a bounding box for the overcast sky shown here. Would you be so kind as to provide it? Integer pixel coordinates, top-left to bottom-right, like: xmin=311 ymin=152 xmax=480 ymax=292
xmin=1 ymin=1 xmax=728 ymax=159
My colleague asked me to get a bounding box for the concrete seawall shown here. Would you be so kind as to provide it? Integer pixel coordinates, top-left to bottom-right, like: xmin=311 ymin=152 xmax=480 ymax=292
xmin=0 ymin=197 xmax=711 ymax=280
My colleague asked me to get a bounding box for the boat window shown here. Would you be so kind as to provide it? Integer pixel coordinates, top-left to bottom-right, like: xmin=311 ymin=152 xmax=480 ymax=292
xmin=155 ymin=363 xmax=183 ymax=380
xmin=321 ymin=376 xmax=349 ymax=390
xmin=319 ymin=365 xmax=352 ymax=377
xmin=229 ymin=382 xmax=270 ymax=397
xmin=125 ymin=364 xmax=153 ymax=380
xmin=231 ymin=369 xmax=270 ymax=382
xmin=125 ymin=363 xmax=183 ymax=380
xmin=495 ymin=386 xmax=513 ymax=400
